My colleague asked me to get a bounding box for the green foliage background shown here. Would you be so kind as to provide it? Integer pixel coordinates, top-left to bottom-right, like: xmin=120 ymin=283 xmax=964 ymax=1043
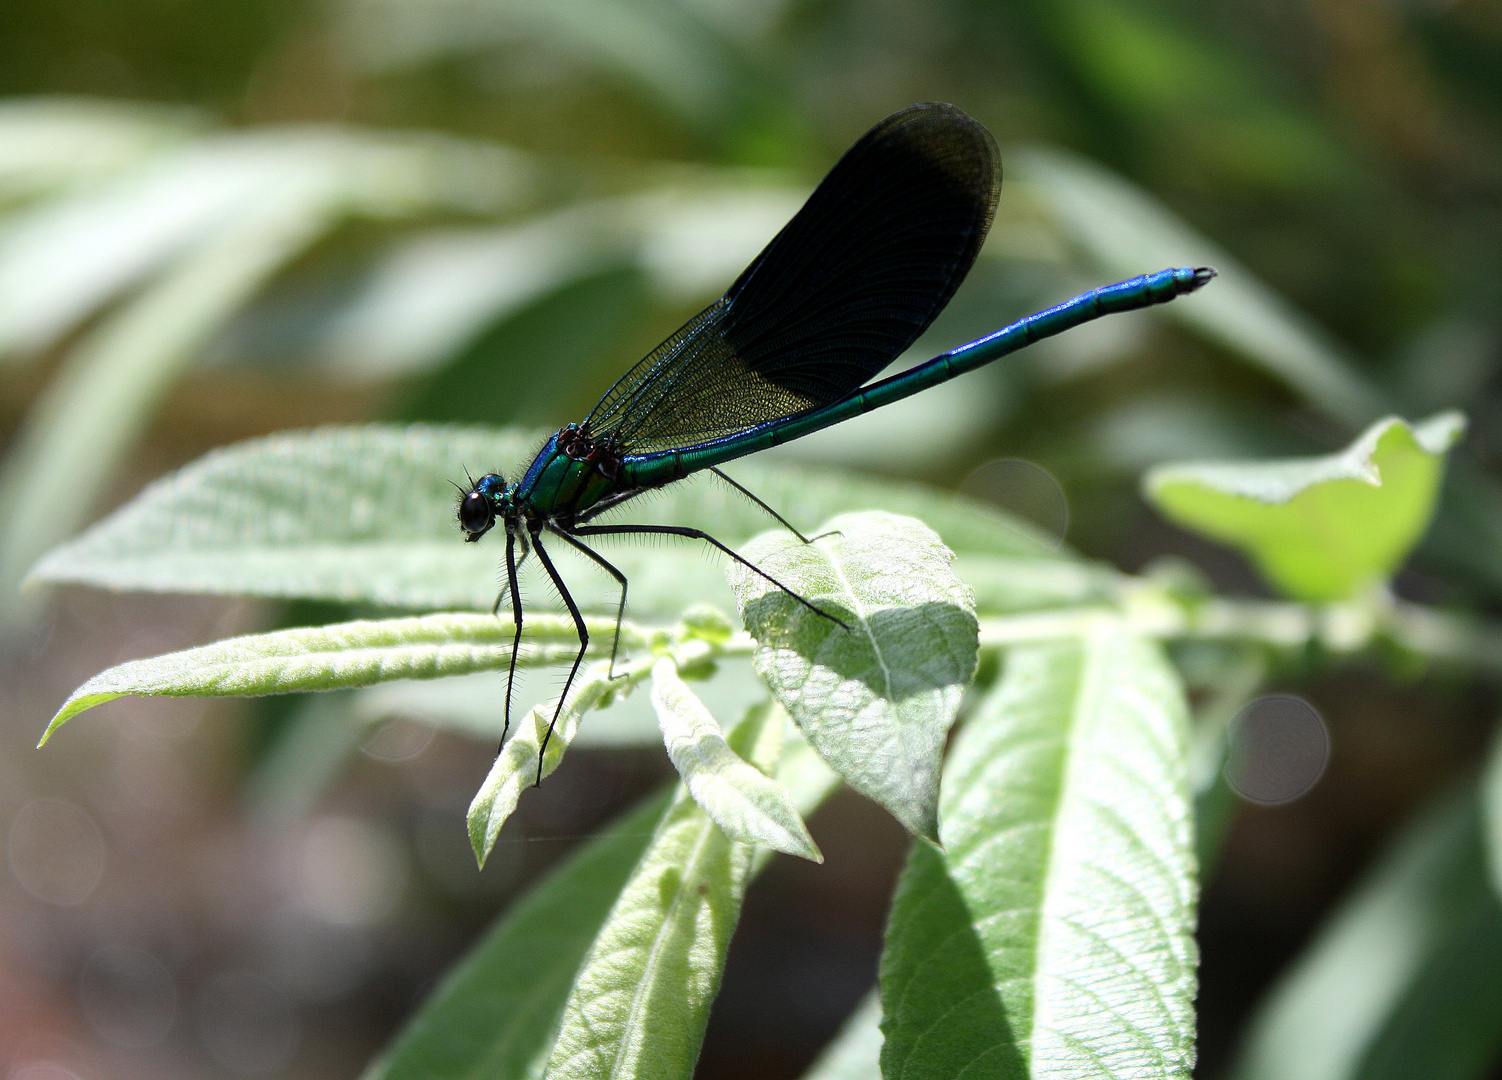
xmin=4 ymin=2 xmax=1502 ymax=1080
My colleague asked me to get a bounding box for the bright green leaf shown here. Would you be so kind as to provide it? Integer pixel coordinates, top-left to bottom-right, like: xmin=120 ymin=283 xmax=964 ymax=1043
xmin=363 ymin=787 xmax=674 ymax=1080
xmin=881 ymin=619 xmax=1197 ymax=1079
xmin=651 ymin=658 xmax=820 ymax=861
xmin=39 ymin=611 xmax=606 ymax=745
xmin=30 ymin=424 xmax=1059 ymax=614
xmin=543 ymin=704 xmax=838 ymax=1080
xmin=1145 ymin=412 xmax=1465 ymax=601
xmin=1231 ymin=781 xmax=1502 ymax=1080
xmin=729 ymin=510 xmax=978 ymax=839
xmin=467 ymin=657 xmax=638 ymax=867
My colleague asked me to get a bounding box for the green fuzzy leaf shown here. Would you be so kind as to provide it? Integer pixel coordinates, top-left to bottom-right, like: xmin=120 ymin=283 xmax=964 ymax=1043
xmin=650 ymin=658 xmax=820 ymax=861
xmin=542 ymin=704 xmax=838 ymax=1080
xmin=466 ymin=657 xmax=634 ymax=867
xmin=29 ymin=424 xmax=1060 ymax=615
xmin=1231 ymin=782 xmax=1502 ymax=1080
xmin=362 ymin=788 xmax=673 ymax=1080
xmin=728 ymin=511 xmax=978 ymax=839
xmin=38 ymin=611 xmax=607 ymax=745
xmin=1145 ymin=412 xmax=1464 ymax=601
xmin=881 ymin=619 xmax=1197 ymax=1079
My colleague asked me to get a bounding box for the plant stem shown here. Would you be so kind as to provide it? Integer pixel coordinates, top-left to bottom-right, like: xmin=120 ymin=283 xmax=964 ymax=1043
xmin=976 ymin=586 xmax=1502 ymax=676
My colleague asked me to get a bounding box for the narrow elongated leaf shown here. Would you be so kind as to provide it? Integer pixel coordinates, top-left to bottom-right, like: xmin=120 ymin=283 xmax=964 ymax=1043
xmin=0 ymin=191 xmax=333 ymax=627
xmin=31 ymin=425 xmax=1058 ymax=614
xmin=0 ymin=128 xmax=535 ymax=359
xmin=729 ymin=511 xmax=978 ymax=839
xmin=543 ymin=704 xmax=837 ymax=1080
xmin=39 ymin=612 xmax=608 ymax=744
xmin=881 ymin=619 xmax=1197 ymax=1079
xmin=651 ymin=659 xmax=819 ymax=861
xmin=1145 ymin=412 xmax=1464 ymax=601
xmin=369 ymin=709 xmax=836 ymax=1080
xmin=1231 ymin=782 xmax=1502 ymax=1080
xmin=0 ymin=97 xmax=201 ymax=203
xmin=363 ymin=788 xmax=674 ymax=1080
xmin=468 ymin=658 xmax=640 ymax=866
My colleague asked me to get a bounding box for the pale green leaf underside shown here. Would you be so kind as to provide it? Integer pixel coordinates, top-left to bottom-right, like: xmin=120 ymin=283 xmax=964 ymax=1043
xmin=881 ymin=619 xmax=1197 ymax=1080
xmin=28 ymin=424 xmax=1063 ymax=615
xmin=544 ymin=705 xmax=838 ymax=1080
xmin=466 ymin=656 xmax=637 ymax=866
xmin=729 ymin=510 xmax=978 ymax=840
xmin=650 ymin=658 xmax=820 ymax=861
xmin=1231 ymin=782 xmax=1502 ymax=1080
xmin=40 ymin=611 xmax=617 ymax=745
xmin=1145 ymin=412 xmax=1464 ymax=601
xmin=799 ymin=992 xmax=882 ymax=1080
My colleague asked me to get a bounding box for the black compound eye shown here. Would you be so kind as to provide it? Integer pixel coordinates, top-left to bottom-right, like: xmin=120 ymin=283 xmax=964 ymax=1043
xmin=458 ymin=491 xmax=494 ymax=537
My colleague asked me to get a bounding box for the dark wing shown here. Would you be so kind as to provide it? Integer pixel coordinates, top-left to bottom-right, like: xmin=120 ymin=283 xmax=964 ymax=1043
xmin=584 ymin=102 xmax=1000 ymax=454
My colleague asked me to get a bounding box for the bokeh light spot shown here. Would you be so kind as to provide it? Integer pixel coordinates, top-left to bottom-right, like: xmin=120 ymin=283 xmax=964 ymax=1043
xmin=1224 ymin=695 xmax=1330 ymax=806
xmin=7 ymin=799 xmax=105 ymax=905
xmin=299 ymin=816 xmax=406 ymax=926
xmin=359 ymin=716 xmax=435 ymax=761
xmin=959 ymin=458 xmax=1069 ymax=547
xmin=78 ymin=946 xmax=177 ymax=1049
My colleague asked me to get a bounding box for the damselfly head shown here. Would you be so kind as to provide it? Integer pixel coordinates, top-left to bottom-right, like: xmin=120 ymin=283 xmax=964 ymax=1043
xmin=458 ymin=473 xmax=507 ymax=541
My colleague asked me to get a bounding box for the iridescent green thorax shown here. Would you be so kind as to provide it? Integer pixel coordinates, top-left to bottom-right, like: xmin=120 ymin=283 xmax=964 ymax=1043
xmin=511 ymin=425 xmax=627 ymax=524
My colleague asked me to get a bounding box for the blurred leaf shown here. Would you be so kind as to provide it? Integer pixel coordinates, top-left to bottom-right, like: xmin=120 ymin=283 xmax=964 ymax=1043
xmin=1145 ymin=412 xmax=1465 ymax=601
xmin=0 ymin=128 xmax=541 ymax=628
xmin=1035 ymin=0 xmax=1348 ymax=191
xmin=1230 ymin=781 xmax=1502 ymax=1080
xmin=1482 ymin=726 xmax=1502 ymax=901
xmin=651 ymin=659 xmax=819 ymax=861
xmin=0 ymin=97 xmax=202 ymax=201
xmin=400 ymin=265 xmax=651 ymax=425
xmin=543 ymin=703 xmax=824 ymax=1080
xmin=0 ymin=128 xmax=536 ymax=360
xmin=1188 ymin=651 xmax=1267 ymax=878
xmin=30 ymin=425 xmax=1059 ymax=615
xmin=363 ymin=787 xmax=674 ymax=1080
xmin=1011 ymin=146 xmax=1388 ymax=427
xmin=339 ymin=0 xmax=754 ymax=129
xmin=881 ymin=621 xmax=1197 ymax=1080
xmin=798 ymin=992 xmax=881 ymax=1080
xmin=323 ymin=184 xmax=805 ymax=381
xmin=0 ymin=188 xmax=332 ymax=627
xmin=243 ymin=692 xmax=367 ymax=828
xmin=729 ymin=511 xmax=978 ymax=839
xmin=39 ymin=611 xmax=606 ymax=744
xmin=320 ymin=211 xmax=625 ymax=381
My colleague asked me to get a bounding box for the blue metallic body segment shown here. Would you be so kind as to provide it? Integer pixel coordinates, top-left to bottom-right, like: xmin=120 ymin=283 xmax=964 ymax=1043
xmin=617 ymin=266 xmax=1208 ymax=489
